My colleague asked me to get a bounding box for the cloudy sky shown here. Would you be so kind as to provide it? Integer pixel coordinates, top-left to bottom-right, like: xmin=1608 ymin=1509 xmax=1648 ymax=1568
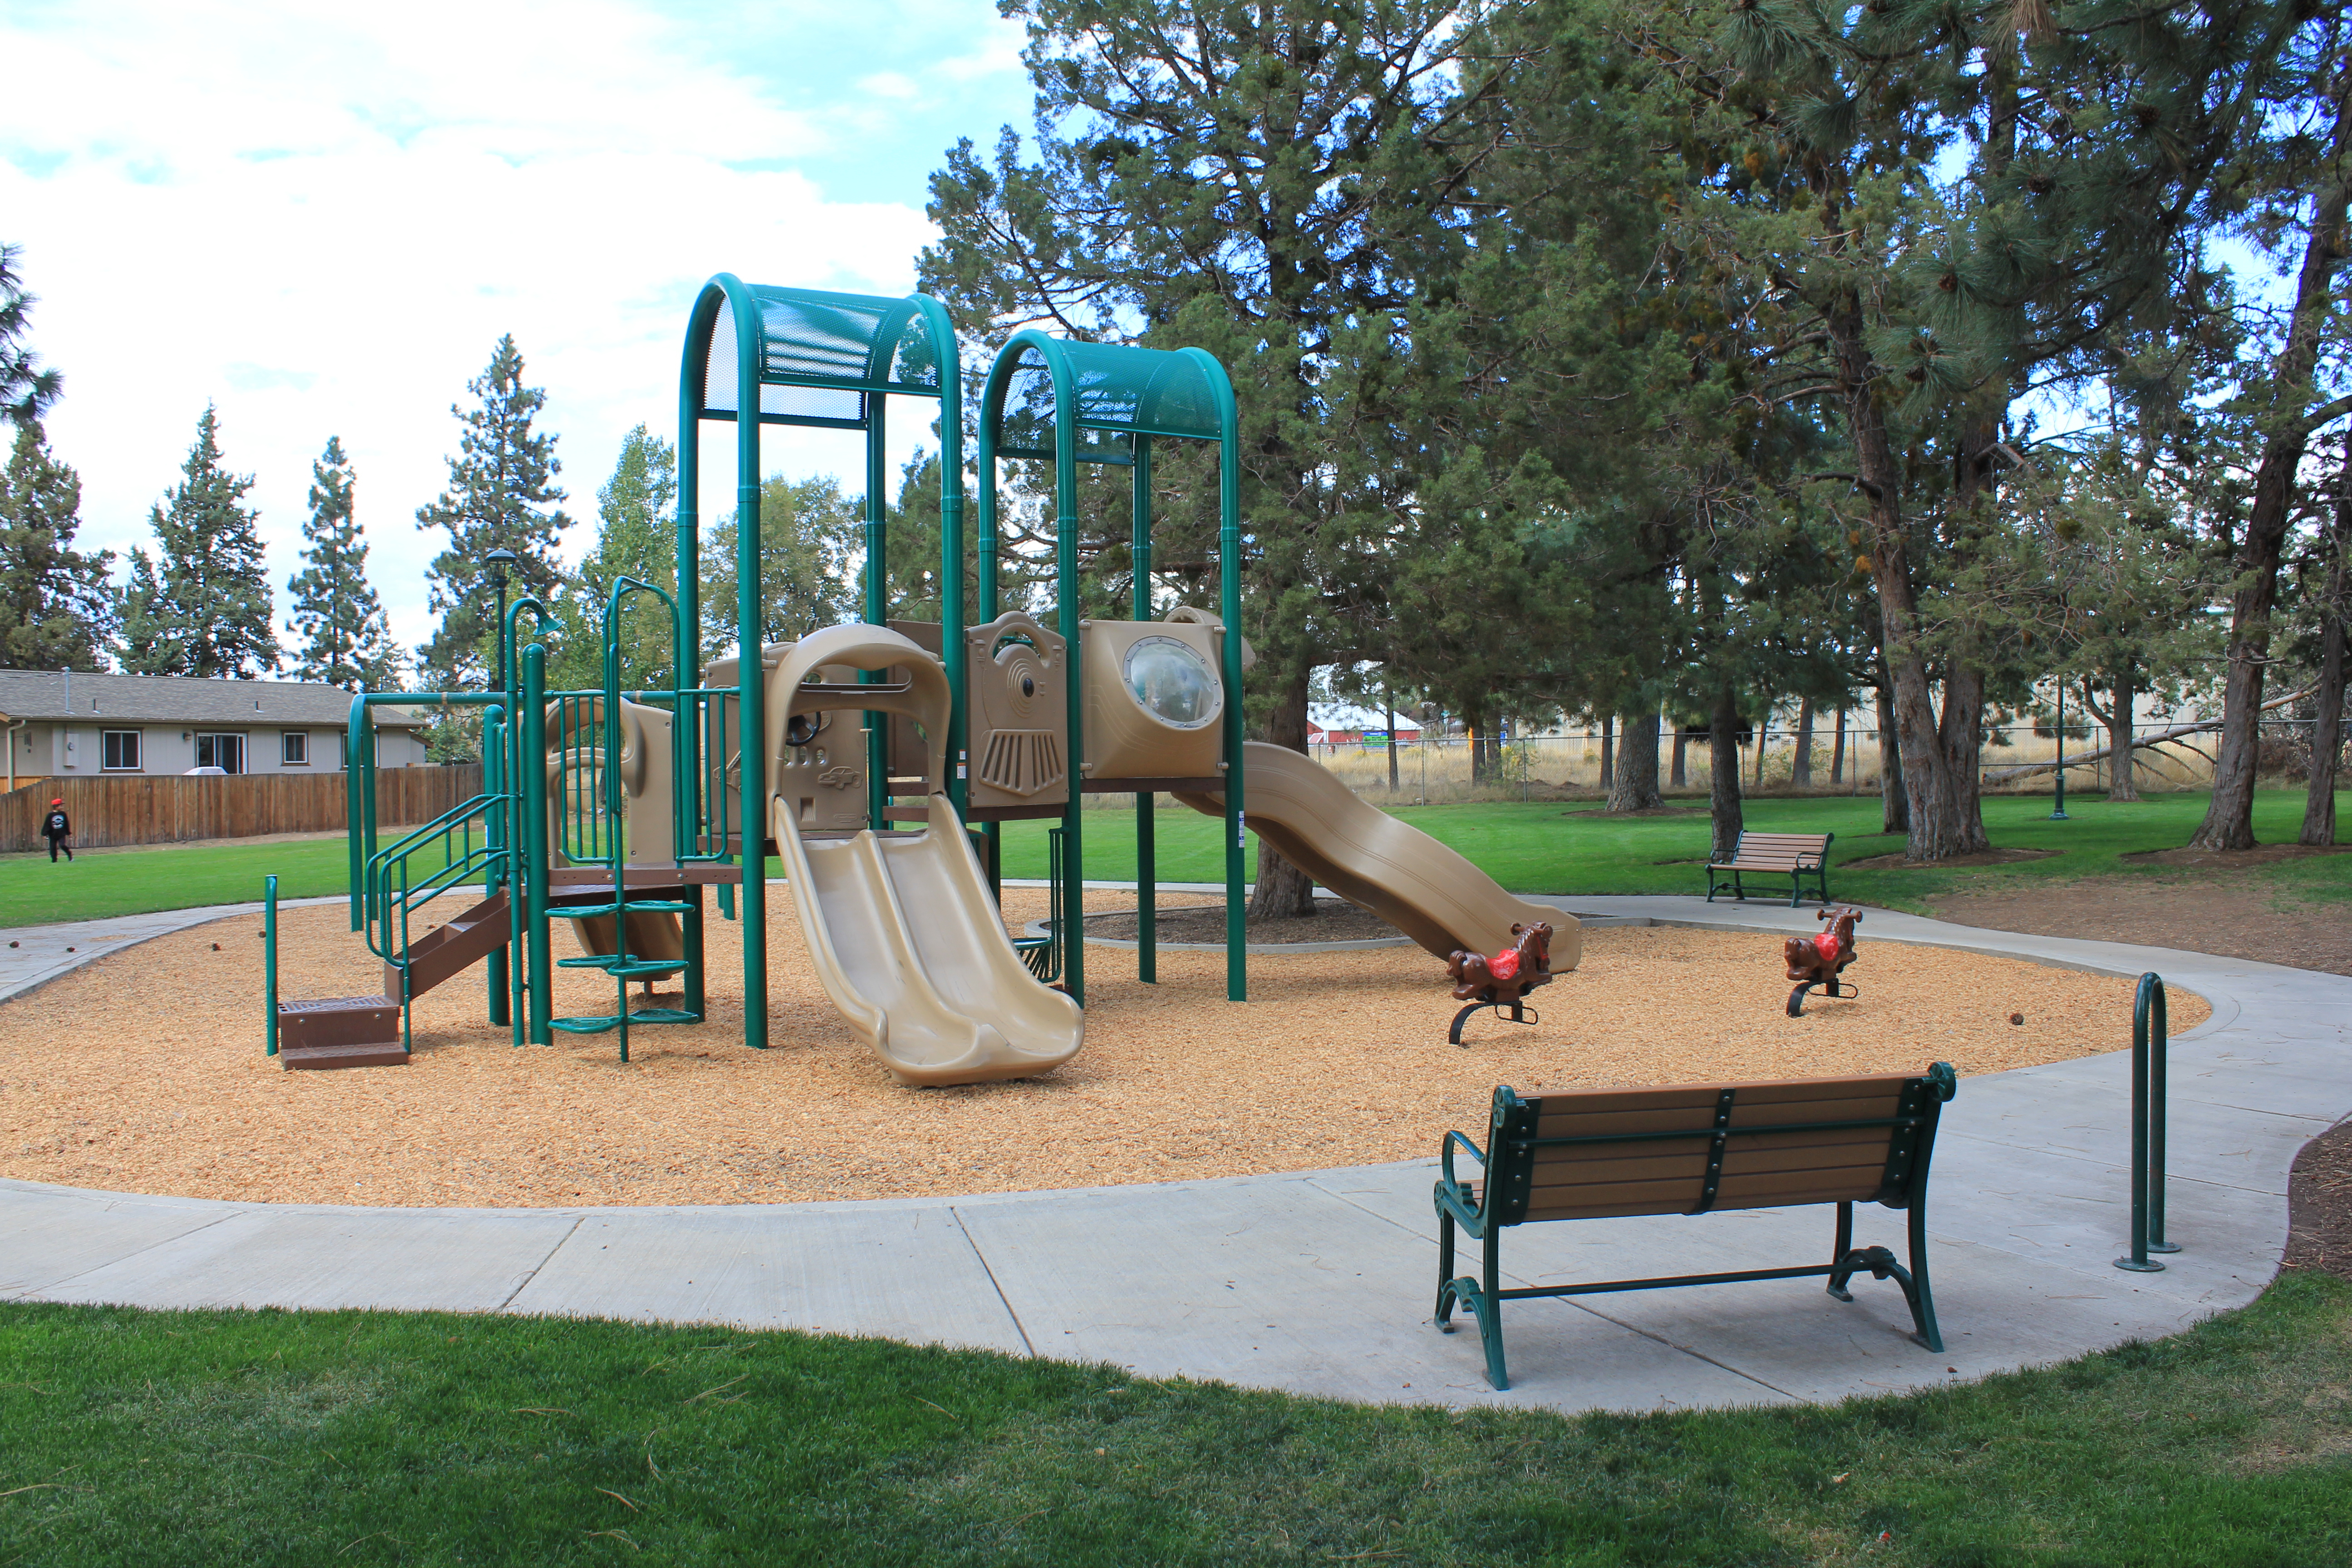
xmin=0 ymin=0 xmax=1034 ymax=659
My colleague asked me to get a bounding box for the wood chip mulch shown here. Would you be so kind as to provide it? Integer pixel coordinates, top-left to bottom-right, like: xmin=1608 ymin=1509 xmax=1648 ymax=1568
xmin=2287 ymin=1117 xmax=2352 ymax=1281
xmin=0 ymin=892 xmax=2196 ymax=1209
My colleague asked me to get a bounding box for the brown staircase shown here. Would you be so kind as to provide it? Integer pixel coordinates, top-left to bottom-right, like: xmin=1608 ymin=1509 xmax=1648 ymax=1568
xmin=275 ymin=892 xmax=510 ymax=1070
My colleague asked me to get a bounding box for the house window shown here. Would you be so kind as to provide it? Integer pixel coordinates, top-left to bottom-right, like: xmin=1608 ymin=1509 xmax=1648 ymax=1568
xmin=101 ymin=730 xmax=142 ymax=771
xmin=195 ymin=733 xmax=248 ymax=774
xmin=282 ymin=731 xmax=308 ymax=765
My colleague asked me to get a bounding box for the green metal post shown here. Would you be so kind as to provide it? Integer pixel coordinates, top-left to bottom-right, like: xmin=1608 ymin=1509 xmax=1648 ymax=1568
xmin=727 ymin=284 xmax=769 ymax=1050
xmin=346 ymin=695 xmax=368 ymax=931
xmin=930 ymin=303 xmax=969 ymax=821
xmin=264 ymin=873 xmax=279 ymax=1056
xmin=684 ymin=885 xmax=706 ymax=1018
xmin=865 ymin=394 xmax=890 ymax=833
xmin=1184 ymin=347 xmax=1248 ymax=1002
xmin=676 ymin=329 xmax=702 ymax=859
xmin=1053 ymin=356 xmax=1085 ymax=1006
xmin=522 ymin=643 xmax=554 ymax=1047
xmin=1132 ymin=435 xmax=1156 ymax=985
xmin=484 ymin=706 xmax=510 ymax=1028
xmin=976 ymin=403 xmax=1001 ymax=902
xmin=2146 ymin=974 xmax=2174 ymax=1252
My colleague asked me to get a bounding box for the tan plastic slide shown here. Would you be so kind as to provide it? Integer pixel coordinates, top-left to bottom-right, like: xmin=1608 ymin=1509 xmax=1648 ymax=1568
xmin=766 ymin=624 xmax=1084 ymax=1087
xmin=1175 ymin=742 xmax=1581 ymax=971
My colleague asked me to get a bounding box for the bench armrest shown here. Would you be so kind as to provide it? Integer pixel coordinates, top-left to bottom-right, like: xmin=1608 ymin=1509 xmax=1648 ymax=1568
xmin=1441 ymin=1129 xmax=1486 ymax=1189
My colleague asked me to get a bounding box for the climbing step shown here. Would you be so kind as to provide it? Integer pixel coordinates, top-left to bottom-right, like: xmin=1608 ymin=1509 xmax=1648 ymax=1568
xmin=387 ymin=891 xmax=511 ymax=1003
xmin=275 ymin=995 xmax=407 ymax=1070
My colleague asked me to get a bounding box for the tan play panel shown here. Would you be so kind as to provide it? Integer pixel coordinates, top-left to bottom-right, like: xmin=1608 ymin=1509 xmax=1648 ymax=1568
xmin=0 ymin=892 xmax=2200 ymax=1208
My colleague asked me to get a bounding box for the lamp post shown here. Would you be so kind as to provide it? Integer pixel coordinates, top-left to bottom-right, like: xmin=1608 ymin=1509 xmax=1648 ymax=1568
xmin=484 ymin=549 xmax=520 ymax=694
xmin=2051 ymin=679 xmax=2071 ymax=820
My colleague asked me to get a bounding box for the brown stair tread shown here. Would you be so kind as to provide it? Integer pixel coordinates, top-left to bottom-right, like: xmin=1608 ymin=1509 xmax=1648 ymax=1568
xmin=278 ymin=995 xmax=398 ymax=1014
xmin=280 ymin=1041 xmax=410 ymax=1070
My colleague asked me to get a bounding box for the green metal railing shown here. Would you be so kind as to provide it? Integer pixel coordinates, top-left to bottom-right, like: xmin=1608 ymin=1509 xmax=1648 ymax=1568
xmin=365 ymin=790 xmax=510 ymax=1056
xmin=2115 ymin=973 xmax=2179 ymax=1273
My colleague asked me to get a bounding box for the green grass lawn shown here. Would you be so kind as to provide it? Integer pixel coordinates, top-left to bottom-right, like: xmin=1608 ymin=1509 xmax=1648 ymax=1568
xmin=4 ymin=788 xmax=2343 ymax=930
xmin=1 ymin=1275 xmax=2345 ymax=1566
xmin=993 ymin=788 xmax=2352 ymax=913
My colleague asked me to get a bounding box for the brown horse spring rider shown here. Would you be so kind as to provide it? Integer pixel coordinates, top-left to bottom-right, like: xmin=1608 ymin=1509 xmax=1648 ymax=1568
xmin=1445 ymin=922 xmax=1554 ymax=1044
xmin=1785 ymin=906 xmax=1863 ymax=1016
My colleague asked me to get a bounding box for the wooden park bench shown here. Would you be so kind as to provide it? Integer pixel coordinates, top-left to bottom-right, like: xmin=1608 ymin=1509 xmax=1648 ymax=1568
xmin=1706 ymin=830 xmax=1834 ymax=907
xmin=1432 ymin=1064 xmax=1955 ymax=1390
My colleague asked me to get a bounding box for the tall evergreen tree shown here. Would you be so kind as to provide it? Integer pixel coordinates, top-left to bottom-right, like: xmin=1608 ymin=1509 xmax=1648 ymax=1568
xmin=417 ymin=335 xmax=571 ymax=686
xmin=118 ymin=406 xmax=279 ymax=677
xmin=551 ymin=425 xmax=679 ymax=691
xmin=286 ymin=436 xmax=399 ymax=691
xmin=700 ymin=474 xmax=861 ymax=662
xmin=0 ymin=420 xmax=113 ymax=668
xmin=0 ymin=242 xmax=62 ymax=429
xmin=922 ymin=1 xmax=1491 ymax=916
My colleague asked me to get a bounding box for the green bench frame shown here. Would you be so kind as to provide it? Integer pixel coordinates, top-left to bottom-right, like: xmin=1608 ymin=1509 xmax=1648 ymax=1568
xmin=1433 ymin=1063 xmax=1955 ymax=1390
xmin=1706 ymin=830 xmax=1835 ymax=907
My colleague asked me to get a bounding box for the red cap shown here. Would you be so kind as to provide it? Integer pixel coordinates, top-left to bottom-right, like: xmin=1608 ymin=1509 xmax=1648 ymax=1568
xmin=49 ymin=798 xmax=62 ymax=805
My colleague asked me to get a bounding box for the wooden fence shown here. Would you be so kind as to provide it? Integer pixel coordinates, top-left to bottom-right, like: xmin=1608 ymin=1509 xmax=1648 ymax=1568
xmin=0 ymin=766 xmax=485 ymax=853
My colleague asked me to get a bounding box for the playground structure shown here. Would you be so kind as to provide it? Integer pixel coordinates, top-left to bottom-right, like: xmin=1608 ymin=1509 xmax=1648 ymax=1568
xmin=268 ymin=279 xmax=1580 ymax=1083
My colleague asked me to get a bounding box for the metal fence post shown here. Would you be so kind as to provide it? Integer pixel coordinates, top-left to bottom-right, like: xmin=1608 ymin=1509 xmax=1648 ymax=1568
xmin=264 ymin=873 xmax=279 ymax=1057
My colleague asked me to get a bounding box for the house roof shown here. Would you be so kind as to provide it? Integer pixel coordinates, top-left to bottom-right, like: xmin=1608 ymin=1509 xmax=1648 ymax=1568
xmin=0 ymin=670 xmax=428 ymax=728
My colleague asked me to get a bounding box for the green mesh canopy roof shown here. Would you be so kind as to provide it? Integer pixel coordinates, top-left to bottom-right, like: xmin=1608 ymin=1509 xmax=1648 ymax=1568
xmin=994 ymin=339 xmax=1225 ymax=461
xmin=700 ymin=285 xmax=945 ymax=431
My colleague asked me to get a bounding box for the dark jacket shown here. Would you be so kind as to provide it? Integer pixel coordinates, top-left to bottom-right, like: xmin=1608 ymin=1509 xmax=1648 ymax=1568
xmin=40 ymin=810 xmax=70 ymax=840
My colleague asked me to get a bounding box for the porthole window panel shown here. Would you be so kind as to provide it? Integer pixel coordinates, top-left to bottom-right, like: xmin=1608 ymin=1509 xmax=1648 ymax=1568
xmin=1122 ymin=636 xmax=1222 ymax=730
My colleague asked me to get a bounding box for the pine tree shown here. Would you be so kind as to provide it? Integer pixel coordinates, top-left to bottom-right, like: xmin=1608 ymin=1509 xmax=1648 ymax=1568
xmin=551 ymin=426 xmax=679 ymax=691
xmin=118 ymin=406 xmax=279 ymax=677
xmin=0 ymin=420 xmax=114 ymax=668
xmin=286 ymin=436 xmax=399 ymax=691
xmin=922 ymin=1 xmax=1484 ymax=916
xmin=699 ymin=474 xmax=860 ymax=663
xmin=0 ymin=243 xmax=62 ymax=429
xmin=417 ymin=335 xmax=571 ymax=686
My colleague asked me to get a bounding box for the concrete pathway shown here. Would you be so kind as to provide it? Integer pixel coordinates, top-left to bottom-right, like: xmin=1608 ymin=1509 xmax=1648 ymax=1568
xmin=0 ymin=896 xmax=344 ymax=1004
xmin=1 ymin=893 xmax=2343 ymax=1416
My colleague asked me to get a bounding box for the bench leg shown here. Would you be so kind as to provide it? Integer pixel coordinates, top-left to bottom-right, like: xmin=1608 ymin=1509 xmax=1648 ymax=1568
xmin=1733 ymin=871 xmax=1744 ymax=902
xmin=1825 ymin=1210 xmax=1945 ymax=1353
xmin=1788 ymin=873 xmax=1802 ymax=909
xmin=1435 ymin=1205 xmax=1458 ymax=1324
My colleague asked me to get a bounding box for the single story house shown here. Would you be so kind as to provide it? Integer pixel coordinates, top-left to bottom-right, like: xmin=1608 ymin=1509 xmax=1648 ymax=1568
xmin=0 ymin=669 xmax=432 ymax=786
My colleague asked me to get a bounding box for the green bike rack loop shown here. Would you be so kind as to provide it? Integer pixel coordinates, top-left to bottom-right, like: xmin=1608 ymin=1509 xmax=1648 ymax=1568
xmin=975 ymin=332 xmax=1248 ymax=1004
xmin=675 ymin=279 xmax=965 ymax=1053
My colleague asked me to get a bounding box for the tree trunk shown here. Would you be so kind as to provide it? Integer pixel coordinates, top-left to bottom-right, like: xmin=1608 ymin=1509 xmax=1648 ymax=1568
xmin=1248 ymin=669 xmax=1318 ymax=920
xmin=2104 ymin=671 xmax=2140 ymax=804
xmin=2191 ymin=114 xmax=2352 ymax=850
xmin=1754 ymin=700 xmax=1770 ymax=785
xmin=2304 ymin=464 xmax=2348 ymax=845
xmin=1792 ymin=696 xmax=1815 ymax=785
xmin=1598 ymin=714 xmax=1614 ymax=791
xmin=1826 ymin=287 xmax=1970 ymax=859
xmin=1877 ymin=681 xmax=1909 ymax=835
xmin=1830 ymin=707 xmax=1846 ymax=785
xmin=1608 ymin=707 xmax=1662 ymax=812
xmin=1670 ymin=727 xmax=1687 ymax=788
xmin=1709 ymin=685 xmax=1744 ymax=862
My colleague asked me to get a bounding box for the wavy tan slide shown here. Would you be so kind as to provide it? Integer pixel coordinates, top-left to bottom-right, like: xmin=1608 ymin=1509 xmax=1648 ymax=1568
xmin=766 ymin=625 xmax=1084 ymax=1087
xmin=1175 ymin=742 xmax=1581 ymax=971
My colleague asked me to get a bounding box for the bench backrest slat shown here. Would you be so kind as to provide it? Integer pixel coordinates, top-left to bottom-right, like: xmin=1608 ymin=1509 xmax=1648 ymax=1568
xmin=1484 ymin=1068 xmax=1950 ymax=1226
xmin=1713 ymin=831 xmax=1833 ymax=868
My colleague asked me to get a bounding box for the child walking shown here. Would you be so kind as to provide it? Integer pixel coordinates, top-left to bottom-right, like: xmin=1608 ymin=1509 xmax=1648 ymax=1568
xmin=40 ymin=798 xmax=72 ymax=862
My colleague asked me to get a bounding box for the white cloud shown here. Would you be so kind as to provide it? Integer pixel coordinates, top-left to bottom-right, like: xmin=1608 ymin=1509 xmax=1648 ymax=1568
xmin=858 ymin=72 xmax=922 ymax=101
xmin=0 ymin=0 xmax=946 ymax=662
